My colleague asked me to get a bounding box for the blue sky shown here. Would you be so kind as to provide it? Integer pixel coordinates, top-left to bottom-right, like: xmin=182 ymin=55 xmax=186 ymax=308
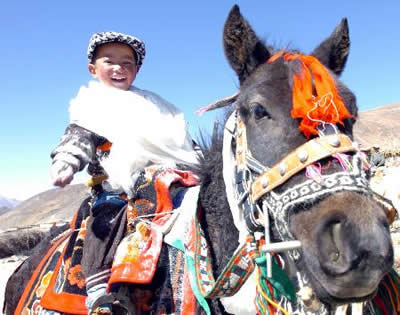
xmin=1 ymin=1 xmax=399 ymax=200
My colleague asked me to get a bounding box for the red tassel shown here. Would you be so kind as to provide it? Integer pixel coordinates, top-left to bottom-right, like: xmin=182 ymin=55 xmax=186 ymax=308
xmin=268 ymin=52 xmax=354 ymax=138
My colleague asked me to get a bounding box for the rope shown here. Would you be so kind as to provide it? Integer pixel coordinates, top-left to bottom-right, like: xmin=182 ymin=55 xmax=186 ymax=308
xmin=250 ymin=236 xmax=296 ymax=314
xmin=387 ymin=275 xmax=400 ymax=311
xmin=256 ymin=269 xmax=289 ymax=315
xmin=372 ymin=269 xmax=400 ymax=314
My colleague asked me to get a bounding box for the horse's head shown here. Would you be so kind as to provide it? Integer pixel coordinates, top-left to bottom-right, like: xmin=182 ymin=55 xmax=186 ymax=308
xmin=222 ymin=5 xmax=394 ymax=308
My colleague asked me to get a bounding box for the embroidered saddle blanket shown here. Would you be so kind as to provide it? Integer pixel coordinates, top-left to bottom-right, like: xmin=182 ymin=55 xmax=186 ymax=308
xmin=15 ymin=167 xmax=202 ymax=314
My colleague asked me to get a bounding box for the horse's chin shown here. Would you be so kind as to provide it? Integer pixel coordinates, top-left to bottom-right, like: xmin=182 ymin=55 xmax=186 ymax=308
xmin=300 ymin=258 xmax=386 ymax=306
xmin=321 ymin=290 xmax=377 ymax=307
xmin=312 ymin=274 xmax=379 ymax=306
xmin=296 ymin=251 xmax=392 ymax=306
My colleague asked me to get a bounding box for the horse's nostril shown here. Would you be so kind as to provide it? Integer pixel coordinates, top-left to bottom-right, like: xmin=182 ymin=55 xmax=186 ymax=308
xmin=317 ymin=215 xmax=393 ymax=278
xmin=317 ymin=220 xmax=353 ymax=275
xmin=331 ymin=222 xmax=342 ymax=249
xmin=328 ymin=222 xmax=342 ymax=262
xmin=330 ymin=251 xmax=340 ymax=262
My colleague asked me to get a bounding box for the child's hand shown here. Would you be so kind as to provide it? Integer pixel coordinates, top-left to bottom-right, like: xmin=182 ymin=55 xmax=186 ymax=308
xmin=51 ymin=161 xmax=75 ymax=187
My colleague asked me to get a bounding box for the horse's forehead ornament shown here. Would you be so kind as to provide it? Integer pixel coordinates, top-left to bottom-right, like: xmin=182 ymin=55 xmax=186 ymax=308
xmin=268 ymin=51 xmax=354 ymax=139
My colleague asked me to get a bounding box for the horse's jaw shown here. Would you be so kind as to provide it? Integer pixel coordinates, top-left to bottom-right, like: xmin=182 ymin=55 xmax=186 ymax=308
xmin=296 ymin=285 xmax=368 ymax=315
xmin=288 ymin=190 xmax=394 ymax=312
xmin=294 ymin=266 xmax=372 ymax=314
xmin=277 ymin=261 xmax=374 ymax=314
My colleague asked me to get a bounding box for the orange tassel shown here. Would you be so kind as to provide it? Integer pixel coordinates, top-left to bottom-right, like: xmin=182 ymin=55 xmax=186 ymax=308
xmin=268 ymin=52 xmax=353 ymax=138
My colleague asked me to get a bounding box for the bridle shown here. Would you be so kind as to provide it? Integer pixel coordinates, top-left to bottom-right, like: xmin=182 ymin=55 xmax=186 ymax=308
xmin=199 ymin=50 xmax=397 ymax=312
xmin=200 ymin=100 xmax=398 ymax=314
xmin=201 ymin=50 xmax=398 ymax=314
xmin=235 ymin=114 xmax=356 ymax=223
xmin=229 ymin=110 xmax=396 ymax=266
xmin=218 ymin=109 xmax=398 ymax=314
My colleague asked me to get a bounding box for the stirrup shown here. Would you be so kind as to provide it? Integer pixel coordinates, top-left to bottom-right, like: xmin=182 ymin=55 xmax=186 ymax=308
xmin=90 ymin=287 xmax=135 ymax=315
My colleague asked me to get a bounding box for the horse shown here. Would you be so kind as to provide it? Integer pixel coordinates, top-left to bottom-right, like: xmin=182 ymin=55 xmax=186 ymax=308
xmin=4 ymin=5 xmax=398 ymax=315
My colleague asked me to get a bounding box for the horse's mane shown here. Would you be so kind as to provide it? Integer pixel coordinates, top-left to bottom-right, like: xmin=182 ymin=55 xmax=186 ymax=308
xmin=190 ymin=107 xmax=234 ymax=179
xmin=188 ymin=106 xmax=239 ymax=277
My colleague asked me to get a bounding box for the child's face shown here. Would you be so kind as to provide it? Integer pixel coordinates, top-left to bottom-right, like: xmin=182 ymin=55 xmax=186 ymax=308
xmin=88 ymin=42 xmax=138 ymax=90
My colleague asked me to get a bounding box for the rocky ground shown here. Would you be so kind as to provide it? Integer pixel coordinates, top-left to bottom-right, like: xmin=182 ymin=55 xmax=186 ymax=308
xmin=372 ymin=161 xmax=400 ymax=271
xmin=392 ymin=223 xmax=400 ymax=271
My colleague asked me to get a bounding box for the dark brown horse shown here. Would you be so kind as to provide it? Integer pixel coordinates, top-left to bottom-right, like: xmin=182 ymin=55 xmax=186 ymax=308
xmin=4 ymin=5 xmax=397 ymax=315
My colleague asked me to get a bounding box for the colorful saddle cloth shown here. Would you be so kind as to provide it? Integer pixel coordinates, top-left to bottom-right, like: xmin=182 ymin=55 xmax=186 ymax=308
xmin=15 ymin=199 xmax=91 ymax=314
xmin=15 ymin=166 xmax=200 ymax=315
xmin=109 ymin=166 xmax=198 ymax=287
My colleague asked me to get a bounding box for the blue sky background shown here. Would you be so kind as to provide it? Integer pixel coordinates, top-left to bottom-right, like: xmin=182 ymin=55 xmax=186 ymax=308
xmin=1 ymin=1 xmax=399 ymax=200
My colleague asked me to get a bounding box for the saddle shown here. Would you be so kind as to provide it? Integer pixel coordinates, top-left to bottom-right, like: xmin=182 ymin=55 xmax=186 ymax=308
xmin=15 ymin=166 xmax=199 ymax=315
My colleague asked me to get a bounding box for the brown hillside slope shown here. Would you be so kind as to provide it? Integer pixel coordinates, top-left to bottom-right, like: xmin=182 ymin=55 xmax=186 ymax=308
xmin=0 ymin=184 xmax=89 ymax=231
xmin=353 ymin=103 xmax=400 ymax=152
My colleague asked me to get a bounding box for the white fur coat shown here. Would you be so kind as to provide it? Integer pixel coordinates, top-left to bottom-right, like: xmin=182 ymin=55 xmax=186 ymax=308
xmin=69 ymin=81 xmax=199 ymax=196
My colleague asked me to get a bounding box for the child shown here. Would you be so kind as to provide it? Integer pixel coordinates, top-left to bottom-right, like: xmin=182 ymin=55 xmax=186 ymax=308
xmin=50 ymin=31 xmax=199 ymax=314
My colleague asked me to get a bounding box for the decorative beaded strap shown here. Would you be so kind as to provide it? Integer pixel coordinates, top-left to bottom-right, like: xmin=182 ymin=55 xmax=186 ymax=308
xmin=234 ymin=116 xmax=358 ymax=203
xmin=193 ymin=213 xmax=256 ymax=298
xmin=250 ymin=133 xmax=357 ymax=202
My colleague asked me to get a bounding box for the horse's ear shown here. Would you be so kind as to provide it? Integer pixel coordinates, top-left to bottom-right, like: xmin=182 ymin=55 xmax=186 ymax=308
xmin=223 ymin=5 xmax=271 ymax=84
xmin=311 ymin=18 xmax=350 ymax=76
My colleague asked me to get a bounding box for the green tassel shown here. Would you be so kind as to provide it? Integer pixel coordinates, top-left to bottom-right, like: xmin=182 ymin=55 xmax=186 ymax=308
xmin=255 ymin=254 xmax=296 ymax=302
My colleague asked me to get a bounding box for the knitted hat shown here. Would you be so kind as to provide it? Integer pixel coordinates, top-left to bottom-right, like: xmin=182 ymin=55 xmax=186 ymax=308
xmin=87 ymin=31 xmax=146 ymax=68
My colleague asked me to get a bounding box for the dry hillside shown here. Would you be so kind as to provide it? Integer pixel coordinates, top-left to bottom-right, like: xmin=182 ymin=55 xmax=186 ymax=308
xmin=353 ymin=103 xmax=400 ymax=152
xmin=0 ymin=184 xmax=89 ymax=231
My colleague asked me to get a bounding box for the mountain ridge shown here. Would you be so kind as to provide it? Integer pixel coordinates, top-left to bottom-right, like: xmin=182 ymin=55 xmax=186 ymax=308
xmin=0 ymin=196 xmax=21 ymax=216
xmin=0 ymin=184 xmax=89 ymax=231
xmin=0 ymin=195 xmax=20 ymax=209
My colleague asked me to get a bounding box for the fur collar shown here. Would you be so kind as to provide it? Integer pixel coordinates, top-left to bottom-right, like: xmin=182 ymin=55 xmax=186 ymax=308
xmin=69 ymin=80 xmax=199 ymax=196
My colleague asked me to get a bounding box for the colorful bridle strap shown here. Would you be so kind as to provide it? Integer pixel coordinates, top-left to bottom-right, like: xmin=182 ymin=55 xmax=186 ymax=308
xmin=234 ymin=115 xmax=397 ymax=231
xmin=250 ymin=133 xmax=357 ymax=202
xmin=235 ymin=116 xmax=359 ymax=199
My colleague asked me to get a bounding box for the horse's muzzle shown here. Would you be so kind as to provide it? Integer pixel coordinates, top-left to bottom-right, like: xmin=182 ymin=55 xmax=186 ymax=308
xmin=293 ymin=191 xmax=394 ymax=301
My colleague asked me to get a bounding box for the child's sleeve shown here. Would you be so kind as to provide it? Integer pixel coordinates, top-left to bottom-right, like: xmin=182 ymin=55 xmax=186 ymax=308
xmin=50 ymin=124 xmax=99 ymax=173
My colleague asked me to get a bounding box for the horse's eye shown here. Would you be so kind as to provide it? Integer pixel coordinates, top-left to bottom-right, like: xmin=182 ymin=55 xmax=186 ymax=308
xmin=251 ymin=104 xmax=270 ymax=121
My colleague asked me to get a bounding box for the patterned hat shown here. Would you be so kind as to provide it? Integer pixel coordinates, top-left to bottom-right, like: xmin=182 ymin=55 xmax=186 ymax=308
xmin=87 ymin=31 xmax=146 ymax=68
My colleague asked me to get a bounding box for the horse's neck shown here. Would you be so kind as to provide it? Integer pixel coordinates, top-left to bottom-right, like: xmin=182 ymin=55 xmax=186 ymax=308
xmin=198 ymin=148 xmax=239 ymax=277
